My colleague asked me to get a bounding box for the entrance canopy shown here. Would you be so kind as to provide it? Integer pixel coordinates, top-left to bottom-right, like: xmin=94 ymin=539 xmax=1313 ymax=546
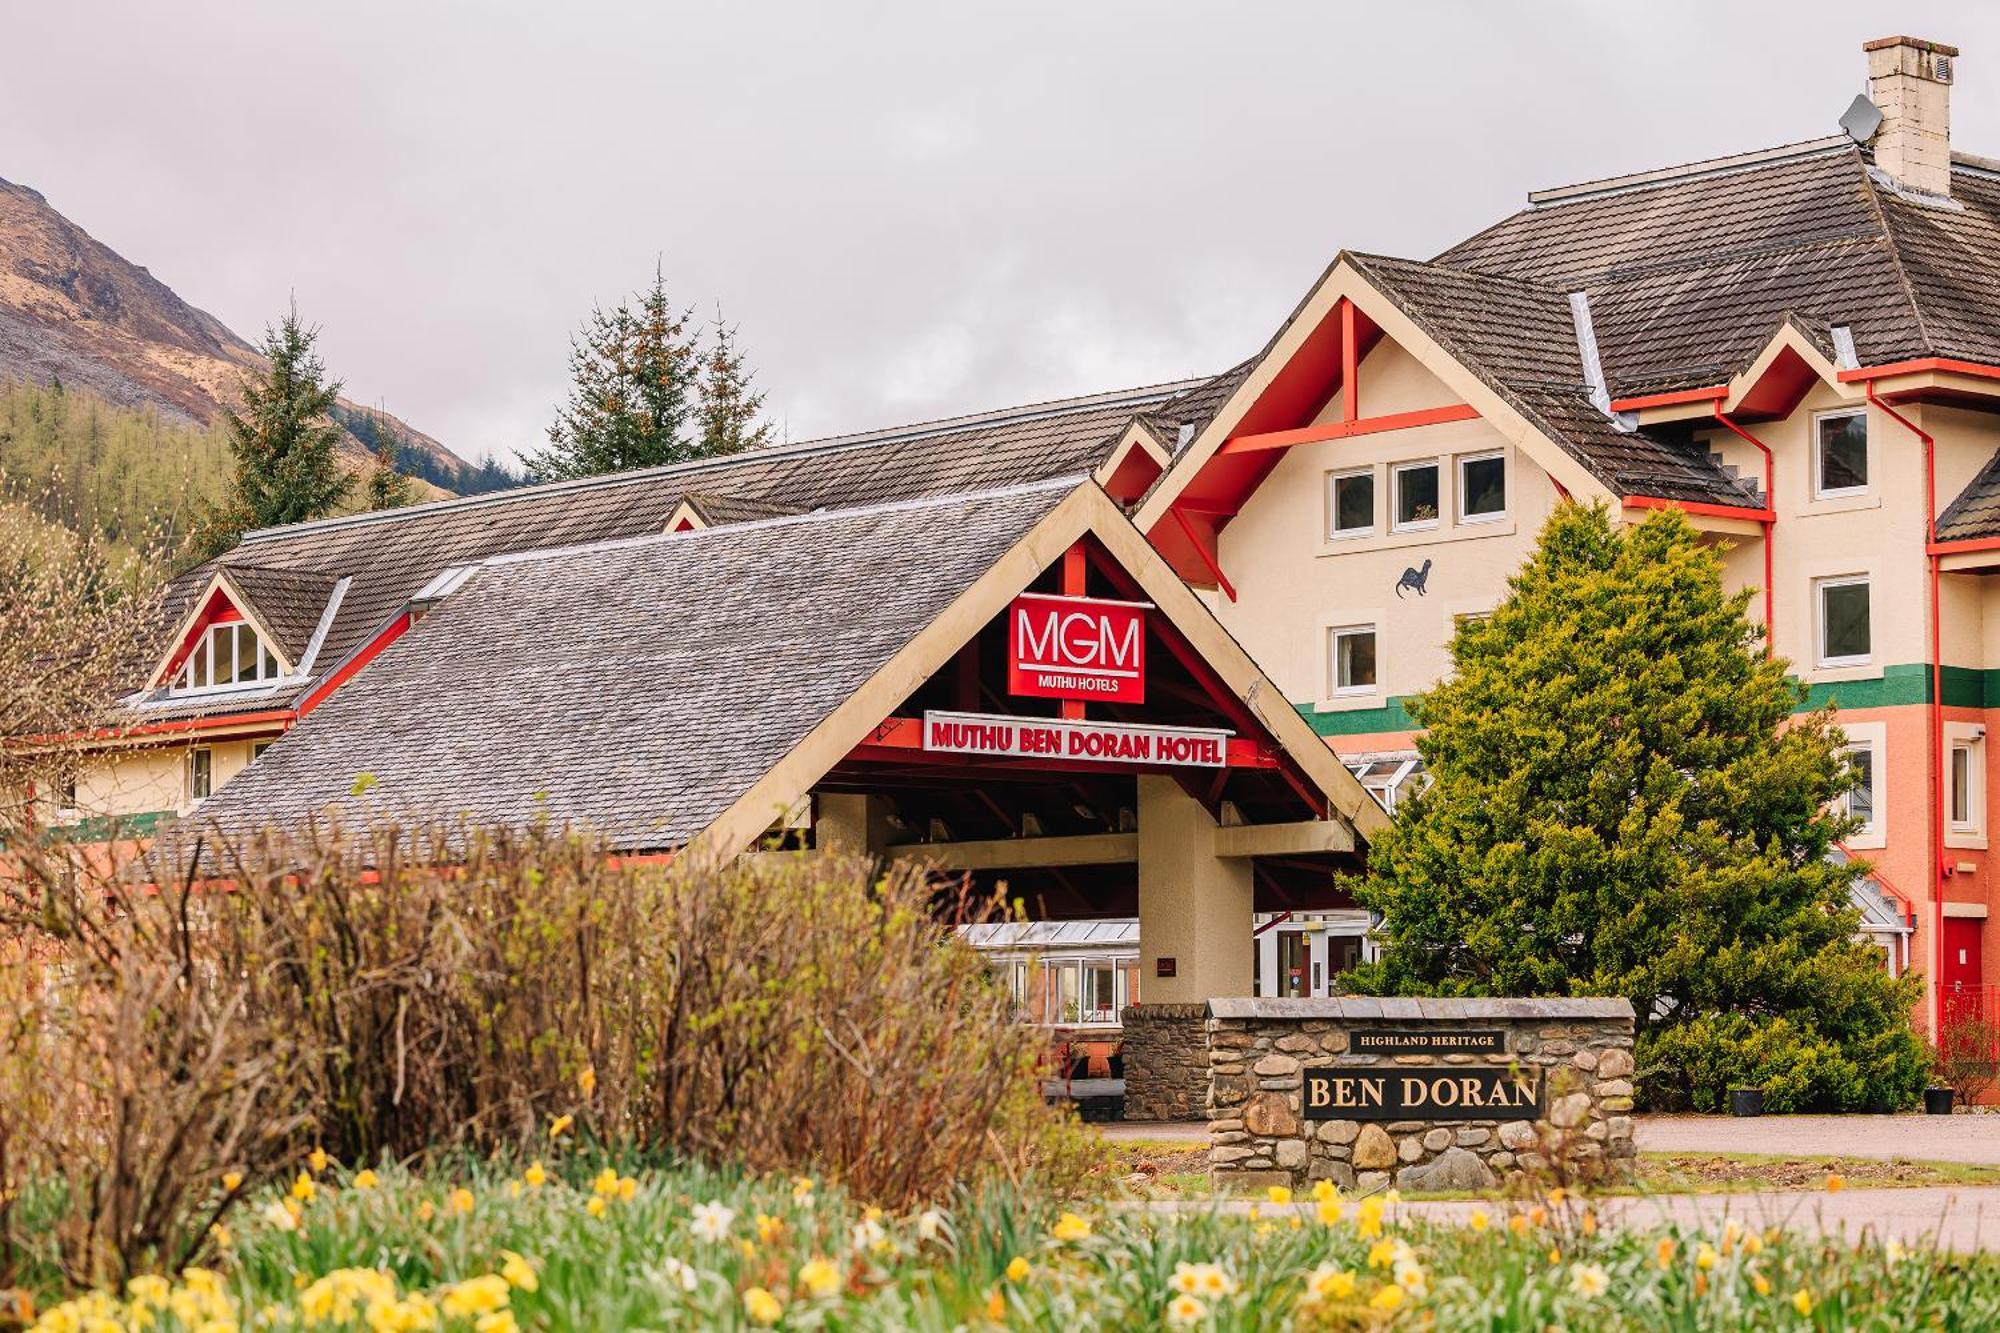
xmin=191 ymin=477 xmax=1383 ymax=992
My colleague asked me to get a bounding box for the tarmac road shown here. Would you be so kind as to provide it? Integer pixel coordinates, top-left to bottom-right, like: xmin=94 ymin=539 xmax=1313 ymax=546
xmin=1636 ymin=1113 xmax=2000 ymax=1166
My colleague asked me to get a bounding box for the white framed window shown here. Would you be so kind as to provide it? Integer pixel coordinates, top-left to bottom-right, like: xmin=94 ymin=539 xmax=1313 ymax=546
xmin=1328 ymin=625 xmax=1378 ymax=696
xmin=1457 ymin=451 xmax=1507 ymax=522
xmin=1952 ymin=740 xmax=1981 ymax=832
xmin=187 ymin=747 xmax=213 ymax=803
xmin=1082 ymin=961 xmax=1118 ymax=1024
xmin=1392 ymin=460 xmax=1440 ymax=531
xmin=175 ymin=621 xmax=281 ymax=693
xmin=1814 ymin=409 xmax=1869 ymax=498
xmin=1815 ymin=576 xmax=1872 ymax=667
xmin=1327 ymin=467 xmax=1375 ymax=539
xmin=1841 ymin=743 xmax=1877 ymax=835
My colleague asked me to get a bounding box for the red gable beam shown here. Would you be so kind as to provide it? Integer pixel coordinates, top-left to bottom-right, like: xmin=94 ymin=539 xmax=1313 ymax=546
xmin=1218 ymin=403 xmax=1480 ymax=455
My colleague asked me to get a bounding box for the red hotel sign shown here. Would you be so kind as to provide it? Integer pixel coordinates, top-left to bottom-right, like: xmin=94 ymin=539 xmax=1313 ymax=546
xmin=1007 ymin=593 xmax=1147 ymax=704
xmin=923 ymin=710 xmax=1230 ymax=768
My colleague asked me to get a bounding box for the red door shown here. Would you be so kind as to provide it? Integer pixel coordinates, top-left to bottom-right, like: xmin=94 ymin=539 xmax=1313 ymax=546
xmin=1943 ymin=918 xmax=1983 ymax=1027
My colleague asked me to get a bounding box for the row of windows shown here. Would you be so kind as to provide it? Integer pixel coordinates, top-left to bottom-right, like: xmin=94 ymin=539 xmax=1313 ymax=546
xmin=1836 ymin=733 xmax=1985 ymax=840
xmin=1005 ymin=957 xmax=1138 ymax=1026
xmin=1327 ymin=452 xmax=1506 ymax=541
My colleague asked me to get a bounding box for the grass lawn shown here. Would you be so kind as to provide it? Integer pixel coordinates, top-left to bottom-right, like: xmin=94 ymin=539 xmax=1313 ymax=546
xmin=1090 ymin=1137 xmax=2000 ymax=1201
xmin=24 ymin=1153 xmax=2000 ymax=1330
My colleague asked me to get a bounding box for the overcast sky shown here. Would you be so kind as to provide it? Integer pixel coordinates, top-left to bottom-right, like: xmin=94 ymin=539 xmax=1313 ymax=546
xmin=6 ymin=3 xmax=1997 ymax=465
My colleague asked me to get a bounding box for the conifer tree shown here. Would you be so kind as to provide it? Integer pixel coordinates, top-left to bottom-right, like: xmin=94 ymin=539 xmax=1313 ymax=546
xmin=1347 ymin=502 xmax=1928 ymax=1112
xmin=528 ymin=266 xmax=703 ymax=480
xmin=696 ymin=309 xmax=772 ymax=457
xmin=364 ymin=415 xmax=416 ymax=510
xmin=196 ymin=306 xmax=349 ymax=554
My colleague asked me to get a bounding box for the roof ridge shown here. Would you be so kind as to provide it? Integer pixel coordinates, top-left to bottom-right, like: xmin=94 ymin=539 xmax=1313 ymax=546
xmin=1345 ymin=249 xmax=1569 ymax=297
xmin=477 ymin=473 xmax=1090 ymax=571
xmin=1856 ymin=164 xmax=1939 ymax=359
xmin=238 ymin=378 xmax=1204 ymax=547
xmin=1525 ymin=135 xmax=1856 ymax=207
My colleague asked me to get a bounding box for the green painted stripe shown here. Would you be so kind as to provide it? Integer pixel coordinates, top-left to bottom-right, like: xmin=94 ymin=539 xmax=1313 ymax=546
xmin=1296 ymin=664 xmax=2000 ymax=737
xmin=56 ymin=810 xmax=173 ymax=844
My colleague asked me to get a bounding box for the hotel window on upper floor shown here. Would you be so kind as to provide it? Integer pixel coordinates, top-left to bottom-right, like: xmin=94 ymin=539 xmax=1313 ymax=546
xmin=1949 ymin=729 xmax=1986 ymax=843
xmin=1840 ymin=743 xmax=1876 ymax=836
xmin=1392 ymin=460 xmax=1440 ymax=531
xmin=1328 ymin=625 xmax=1378 ymax=697
xmin=187 ymin=747 xmax=213 ymax=803
xmin=1458 ymin=452 xmax=1506 ymax=523
xmin=174 ymin=621 xmax=281 ymax=693
xmin=1814 ymin=409 xmax=1869 ymax=499
xmin=1327 ymin=467 xmax=1375 ymax=539
xmin=1814 ymin=576 xmax=1871 ymax=668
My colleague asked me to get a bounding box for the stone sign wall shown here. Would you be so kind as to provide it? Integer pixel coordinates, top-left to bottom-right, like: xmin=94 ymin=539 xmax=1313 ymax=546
xmin=1205 ymin=996 xmax=1636 ymax=1192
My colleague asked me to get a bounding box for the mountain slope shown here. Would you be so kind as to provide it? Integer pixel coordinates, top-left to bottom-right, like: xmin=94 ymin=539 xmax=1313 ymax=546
xmin=0 ymin=175 xmax=472 ymax=486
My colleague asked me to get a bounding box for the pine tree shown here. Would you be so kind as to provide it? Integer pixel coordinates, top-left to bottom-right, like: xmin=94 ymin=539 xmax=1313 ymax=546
xmin=196 ymin=306 xmax=349 ymax=555
xmin=364 ymin=414 xmax=416 ymax=510
xmin=696 ymin=308 xmax=772 ymax=457
xmin=528 ymin=266 xmax=703 ymax=480
xmin=1346 ymin=502 xmax=1927 ymax=1112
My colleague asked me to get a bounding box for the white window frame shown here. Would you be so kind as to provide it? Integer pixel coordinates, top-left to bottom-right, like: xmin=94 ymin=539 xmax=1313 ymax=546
xmin=187 ymin=746 xmax=214 ymax=804
xmin=1326 ymin=466 xmax=1376 ymax=540
xmin=1837 ymin=723 xmax=1887 ymax=849
xmin=1840 ymin=742 xmax=1878 ymax=836
xmin=1947 ymin=727 xmax=1985 ymax=846
xmin=174 ymin=621 xmax=282 ymax=695
xmin=1814 ymin=575 xmax=1872 ymax=669
xmin=1391 ymin=459 xmax=1442 ymax=532
xmin=1456 ymin=450 xmax=1508 ymax=524
xmin=1327 ymin=624 xmax=1379 ymax=697
xmin=1812 ymin=408 xmax=1870 ymax=500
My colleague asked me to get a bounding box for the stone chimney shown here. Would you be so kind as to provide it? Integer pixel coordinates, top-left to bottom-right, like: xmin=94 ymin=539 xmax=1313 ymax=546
xmin=1864 ymin=35 xmax=1958 ymax=197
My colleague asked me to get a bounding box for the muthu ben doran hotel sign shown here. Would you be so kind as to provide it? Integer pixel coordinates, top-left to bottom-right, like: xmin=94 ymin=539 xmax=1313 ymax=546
xmin=1007 ymin=593 xmax=1147 ymax=704
xmin=1304 ymin=1067 xmax=1544 ymax=1121
xmin=922 ymin=711 xmax=1230 ymax=767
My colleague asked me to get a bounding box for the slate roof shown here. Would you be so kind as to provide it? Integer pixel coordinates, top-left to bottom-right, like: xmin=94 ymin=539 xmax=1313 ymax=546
xmin=218 ymin=564 xmax=339 ymax=663
xmin=119 ymin=379 xmax=1219 ymax=724
xmin=188 ymin=480 xmax=1076 ymax=849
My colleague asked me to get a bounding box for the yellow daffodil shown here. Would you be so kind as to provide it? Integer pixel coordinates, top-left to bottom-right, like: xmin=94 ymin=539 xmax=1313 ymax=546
xmin=208 ymin=1221 xmax=232 ymax=1250
xmin=1265 ymin=1185 xmax=1292 ymax=1205
xmin=1310 ymin=1179 xmax=1340 ymax=1203
xmin=1656 ymin=1237 xmax=1676 ymax=1270
xmin=1548 ymin=1247 xmax=1562 ymax=1265
xmin=792 ymin=1176 xmax=815 ymax=1204
xmin=475 ymin=1313 xmax=518 ymax=1333
xmin=418 ymin=1199 xmax=435 ymax=1223
xmin=524 ymin=1162 xmax=546 ymax=1189
xmin=352 ymin=1169 xmax=380 ymax=1191
xmin=1743 ymin=1232 xmax=1763 ymax=1256
xmin=548 ymin=1114 xmax=574 ymax=1141
xmin=1005 ymin=1256 xmax=1031 ymax=1282
xmin=1826 ymin=1173 xmax=1845 ymax=1194
xmin=1753 ymin=1271 xmax=1772 ymax=1296
xmin=756 ymin=1213 xmax=783 ymax=1244
xmin=1528 ymin=1205 xmax=1548 ymax=1227
xmin=1316 ymin=1199 xmax=1344 ymax=1226
xmin=1355 ymin=1196 xmax=1385 ymax=1239
xmin=1695 ymin=1242 xmax=1718 ymax=1272
xmin=742 ymin=1286 xmax=783 ymax=1326
xmin=1304 ymin=1265 xmax=1356 ymax=1303
xmin=1546 ymin=1187 xmax=1566 ymax=1207
xmin=307 ymin=1146 xmax=330 ymax=1174
xmin=1165 ymin=1293 xmax=1205 ymax=1327
xmin=291 ymin=1173 xmax=316 ymax=1203
xmin=1051 ymin=1212 xmax=1091 ymax=1242
xmin=798 ymin=1258 xmax=841 ymax=1299
xmin=985 ymin=1288 xmax=1006 ymax=1319
xmin=1366 ymin=1240 xmax=1397 ymax=1270
xmin=499 ymin=1251 xmax=539 ymax=1293
xmin=1369 ymin=1284 xmax=1405 ymax=1311
xmin=1792 ymin=1289 xmax=1814 ymax=1316
xmin=1508 ymin=1215 xmax=1530 ymax=1237
xmin=586 ymin=1196 xmax=607 ymax=1217
xmin=1468 ymin=1209 xmax=1489 ymax=1233
xmin=440 ymin=1274 xmax=511 ymax=1317
xmin=221 ymin=1171 xmax=243 ymax=1194
xmin=449 ymin=1187 xmax=475 ymax=1215
xmin=1581 ymin=1210 xmax=1598 ymax=1236
xmin=592 ymin=1168 xmax=620 ymax=1196
xmin=577 ymin=1065 xmax=597 ymax=1096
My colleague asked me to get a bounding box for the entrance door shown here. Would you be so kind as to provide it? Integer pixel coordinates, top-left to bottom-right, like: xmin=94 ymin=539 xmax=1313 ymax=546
xmin=1276 ymin=931 xmax=1310 ymax=998
xmin=1943 ymin=917 xmax=1984 ymax=1028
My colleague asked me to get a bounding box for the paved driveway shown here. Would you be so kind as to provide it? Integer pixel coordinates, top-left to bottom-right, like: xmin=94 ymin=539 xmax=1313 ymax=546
xmin=1637 ymin=1114 xmax=2000 ymax=1165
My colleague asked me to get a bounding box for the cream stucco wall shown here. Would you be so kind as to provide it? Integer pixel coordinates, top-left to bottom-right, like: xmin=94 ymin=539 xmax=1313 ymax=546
xmin=60 ymin=737 xmax=271 ymax=825
xmin=1212 ymin=337 xmax=1558 ymax=711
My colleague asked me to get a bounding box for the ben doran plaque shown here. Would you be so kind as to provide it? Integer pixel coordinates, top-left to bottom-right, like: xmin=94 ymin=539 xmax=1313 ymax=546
xmin=1303 ymin=1067 xmax=1543 ymax=1121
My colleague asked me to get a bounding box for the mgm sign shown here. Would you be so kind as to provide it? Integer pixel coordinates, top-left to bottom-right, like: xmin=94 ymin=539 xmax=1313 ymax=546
xmin=1303 ymin=1066 xmax=1543 ymax=1122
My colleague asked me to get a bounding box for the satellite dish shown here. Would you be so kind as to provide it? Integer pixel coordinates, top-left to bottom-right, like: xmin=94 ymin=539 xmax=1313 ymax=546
xmin=1841 ymin=94 xmax=1885 ymax=143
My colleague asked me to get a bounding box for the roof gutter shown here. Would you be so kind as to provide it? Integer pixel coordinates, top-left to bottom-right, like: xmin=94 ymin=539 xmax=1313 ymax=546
xmin=1867 ymin=381 xmax=1947 ymax=1041
xmin=1708 ymin=401 xmax=1777 ymax=651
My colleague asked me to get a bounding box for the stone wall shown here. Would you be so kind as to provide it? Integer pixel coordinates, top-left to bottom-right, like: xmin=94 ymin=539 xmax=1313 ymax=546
xmin=1205 ymin=997 xmax=1636 ymax=1192
xmin=1120 ymin=1003 xmax=1209 ymax=1121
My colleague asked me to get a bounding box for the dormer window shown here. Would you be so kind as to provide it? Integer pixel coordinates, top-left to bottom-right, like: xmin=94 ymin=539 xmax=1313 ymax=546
xmin=177 ymin=622 xmax=281 ymax=692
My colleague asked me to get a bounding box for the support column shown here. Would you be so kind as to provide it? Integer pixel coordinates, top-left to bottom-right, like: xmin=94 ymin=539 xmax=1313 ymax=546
xmin=1137 ymin=774 xmax=1253 ymax=1002
xmin=815 ymin=793 xmax=892 ymax=857
xmin=1123 ymin=776 xmax=1253 ymax=1121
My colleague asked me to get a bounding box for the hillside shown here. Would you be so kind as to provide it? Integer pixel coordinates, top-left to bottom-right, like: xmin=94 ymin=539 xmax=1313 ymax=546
xmin=0 ymin=174 xmax=479 ymax=491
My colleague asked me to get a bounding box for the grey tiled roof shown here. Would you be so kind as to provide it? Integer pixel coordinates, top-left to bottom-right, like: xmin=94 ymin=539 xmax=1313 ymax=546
xmin=129 ymin=380 xmax=1210 ymax=714
xmin=219 ymin=563 xmax=339 ymax=662
xmin=1345 ymin=253 xmax=1761 ymax=506
xmin=189 ymin=480 xmax=1077 ymax=849
xmin=1937 ymin=449 xmax=2000 ymax=541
